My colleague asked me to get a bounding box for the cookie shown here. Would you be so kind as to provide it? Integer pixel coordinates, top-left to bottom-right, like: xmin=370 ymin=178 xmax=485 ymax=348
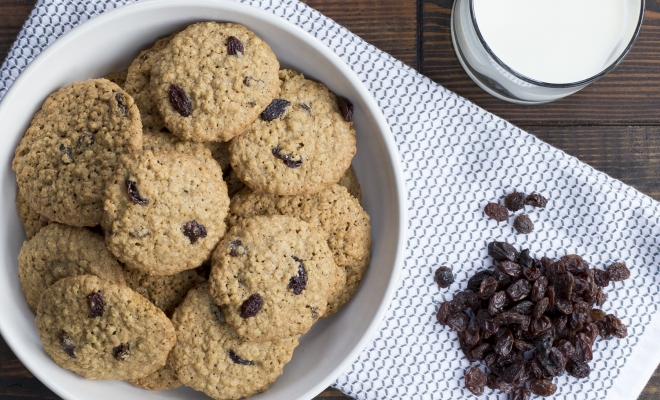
xmin=338 ymin=165 xmax=362 ymax=203
xmin=18 ymin=223 xmax=126 ymax=311
xmin=102 ymin=69 xmax=128 ymax=89
xmin=124 ymin=267 xmax=206 ymax=317
xmin=129 ymin=360 xmax=181 ymax=391
xmin=142 ymin=129 xmax=223 ymax=178
xmin=16 ymin=190 xmax=49 ymax=239
xmin=227 ymin=184 xmax=371 ymax=316
xmin=229 ymin=69 xmax=356 ymax=195
xmin=12 ymin=78 xmax=143 ymax=227
xmin=150 ymin=22 xmax=280 ymax=142
xmin=102 ymin=150 xmax=229 ymax=275
xmin=209 ymin=215 xmax=344 ymax=341
xmin=170 ymin=283 xmax=298 ymax=399
xmin=35 ymin=275 xmax=176 ymax=380
xmin=124 ymin=33 xmax=177 ymax=131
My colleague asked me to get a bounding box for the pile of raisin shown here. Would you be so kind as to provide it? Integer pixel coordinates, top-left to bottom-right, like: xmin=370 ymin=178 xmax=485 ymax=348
xmin=436 ymin=242 xmax=630 ymax=398
xmin=484 ymin=192 xmax=547 ymax=234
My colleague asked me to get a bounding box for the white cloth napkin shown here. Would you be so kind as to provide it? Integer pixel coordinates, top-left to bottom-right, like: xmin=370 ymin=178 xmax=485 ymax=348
xmin=2 ymin=1 xmax=660 ymax=399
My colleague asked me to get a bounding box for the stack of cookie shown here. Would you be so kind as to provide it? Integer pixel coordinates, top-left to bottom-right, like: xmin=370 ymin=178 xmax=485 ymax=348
xmin=12 ymin=21 xmax=371 ymax=400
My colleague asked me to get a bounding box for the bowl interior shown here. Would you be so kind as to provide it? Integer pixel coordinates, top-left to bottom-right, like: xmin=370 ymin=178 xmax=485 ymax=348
xmin=0 ymin=1 xmax=405 ymax=399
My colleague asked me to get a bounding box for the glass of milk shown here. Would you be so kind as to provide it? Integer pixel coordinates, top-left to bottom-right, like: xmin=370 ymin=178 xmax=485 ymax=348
xmin=451 ymin=0 xmax=645 ymax=104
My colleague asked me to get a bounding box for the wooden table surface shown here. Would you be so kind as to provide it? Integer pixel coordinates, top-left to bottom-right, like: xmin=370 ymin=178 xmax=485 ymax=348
xmin=1 ymin=0 xmax=659 ymax=399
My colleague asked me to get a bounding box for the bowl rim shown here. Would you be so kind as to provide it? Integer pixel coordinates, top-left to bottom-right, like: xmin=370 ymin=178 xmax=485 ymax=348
xmin=0 ymin=0 xmax=408 ymax=399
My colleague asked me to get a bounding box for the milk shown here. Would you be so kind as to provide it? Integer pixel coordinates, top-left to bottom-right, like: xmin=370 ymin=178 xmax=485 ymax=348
xmin=472 ymin=0 xmax=629 ymax=84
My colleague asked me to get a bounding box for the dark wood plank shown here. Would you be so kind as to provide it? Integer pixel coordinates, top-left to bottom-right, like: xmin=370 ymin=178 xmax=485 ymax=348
xmin=521 ymin=125 xmax=660 ymax=201
xmin=421 ymin=0 xmax=660 ymax=125
xmin=301 ymin=0 xmax=418 ymax=69
xmin=0 ymin=0 xmax=37 ymax=65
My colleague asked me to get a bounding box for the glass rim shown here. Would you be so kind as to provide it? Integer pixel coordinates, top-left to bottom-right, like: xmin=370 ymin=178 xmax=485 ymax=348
xmin=468 ymin=0 xmax=646 ymax=88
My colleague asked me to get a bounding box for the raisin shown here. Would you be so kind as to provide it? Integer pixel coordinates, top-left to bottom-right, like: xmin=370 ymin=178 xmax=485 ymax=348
xmin=531 ymin=316 xmax=553 ymax=337
xmin=468 ymin=270 xmax=493 ymax=291
xmin=229 ymin=240 xmax=248 ymax=257
xmin=494 ymin=312 xmax=530 ymax=330
xmin=228 ymin=349 xmax=254 ymax=365
xmin=288 ymin=256 xmax=307 ymax=295
xmin=240 ymin=294 xmax=264 ymax=318
xmin=606 ymin=262 xmax=630 ymax=281
xmin=488 ymin=291 xmax=507 ymax=315
xmin=566 ymin=360 xmax=590 ymax=379
xmin=508 ymin=300 xmax=534 ymax=316
xmin=478 ymin=276 xmax=498 ymax=299
xmin=554 ymin=272 xmax=574 ymax=299
xmin=168 ymin=84 xmax=192 ymax=117
xmin=87 ymin=291 xmax=105 ymax=318
xmin=484 ymin=202 xmax=509 ymax=222
xmin=593 ymin=268 xmax=610 ymax=287
xmin=513 ymin=214 xmax=534 ymax=234
xmin=77 ymin=132 xmax=95 ymax=148
xmin=182 ymin=220 xmax=207 ymax=244
xmin=434 ymin=266 xmax=454 ymax=288
xmin=465 ymin=366 xmax=487 ymax=395
xmin=452 ymin=291 xmax=478 ymax=311
xmin=436 ymin=301 xmax=454 ymax=325
xmin=495 ymin=329 xmax=514 ymax=356
xmin=513 ymin=388 xmax=531 ymax=400
xmin=59 ymin=332 xmax=75 ymax=358
xmin=525 ymin=193 xmax=548 ymax=208
xmin=603 ymin=314 xmax=627 ymax=338
xmin=500 ymin=361 xmax=526 ymax=384
xmin=555 ymin=298 xmax=573 ymax=314
xmin=272 ymin=147 xmax=302 ymax=168
xmin=561 ymin=255 xmax=589 ymax=276
xmin=113 ymin=343 xmax=130 ymax=361
xmin=447 ymin=312 xmax=469 ymax=332
xmin=226 ymin=36 xmax=244 ymax=55
xmin=488 ymin=242 xmax=519 ymax=262
xmin=464 ymin=325 xmax=481 ymax=347
xmin=115 ymin=92 xmax=127 ymax=116
xmin=59 ymin=144 xmax=73 ymax=164
xmin=477 ymin=309 xmax=499 ymax=334
xmin=574 ymin=333 xmax=593 ymax=362
xmin=532 ymin=297 xmax=549 ymax=320
xmin=338 ymin=97 xmax=354 ymax=122
xmin=517 ymin=249 xmax=533 ymax=268
xmin=499 ymin=261 xmax=522 ymax=278
xmin=262 ymin=99 xmax=290 ymax=121
xmin=506 ymin=279 xmax=531 ymax=302
xmin=504 ymin=191 xmax=526 ymax=212
xmin=590 ymin=309 xmax=606 ymax=322
xmin=471 ymin=343 xmax=492 ymax=360
xmin=126 ymin=180 xmax=148 ymax=205
xmin=523 ymin=267 xmax=541 ymax=281
xmin=595 ymin=287 xmax=607 ymax=306
xmin=529 ymin=379 xmax=557 ymax=396
xmin=213 ymin=305 xmax=225 ymax=323
xmin=513 ymin=339 xmax=534 ymax=352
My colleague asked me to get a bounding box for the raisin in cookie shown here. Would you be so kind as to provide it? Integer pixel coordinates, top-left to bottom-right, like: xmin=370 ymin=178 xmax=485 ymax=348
xmin=16 ymin=191 xmax=50 ymax=239
xmin=18 ymin=223 xmax=126 ymax=311
xmin=102 ymin=150 xmax=229 ymax=275
xmin=209 ymin=215 xmax=344 ymax=341
xmin=170 ymin=283 xmax=298 ymax=399
xmin=228 ymin=184 xmax=371 ymax=316
xmin=36 ymin=275 xmax=175 ymax=380
xmin=150 ymin=22 xmax=280 ymax=142
xmin=229 ymin=69 xmax=356 ymax=195
xmin=12 ymin=78 xmax=142 ymax=227
xmin=124 ymin=33 xmax=177 ymax=131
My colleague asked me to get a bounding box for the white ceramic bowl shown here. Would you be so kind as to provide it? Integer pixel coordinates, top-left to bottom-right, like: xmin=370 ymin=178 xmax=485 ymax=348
xmin=0 ymin=1 xmax=406 ymax=399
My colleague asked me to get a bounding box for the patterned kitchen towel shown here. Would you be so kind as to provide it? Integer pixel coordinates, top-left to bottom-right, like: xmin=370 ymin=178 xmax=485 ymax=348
xmin=2 ymin=1 xmax=660 ymax=399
